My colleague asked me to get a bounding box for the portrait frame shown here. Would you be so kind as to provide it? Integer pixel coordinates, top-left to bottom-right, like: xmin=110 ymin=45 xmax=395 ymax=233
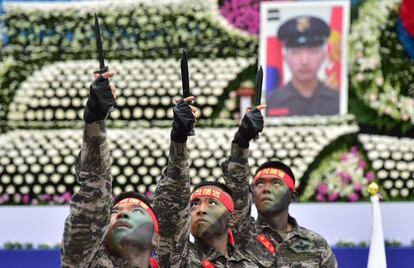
xmin=259 ymin=0 xmax=350 ymax=117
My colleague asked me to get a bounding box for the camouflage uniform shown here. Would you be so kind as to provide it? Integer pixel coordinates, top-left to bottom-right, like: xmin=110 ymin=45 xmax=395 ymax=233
xmin=222 ymin=142 xmax=337 ymax=268
xmin=61 ymin=122 xmax=137 ymax=268
xmin=153 ymin=141 xmax=263 ymax=268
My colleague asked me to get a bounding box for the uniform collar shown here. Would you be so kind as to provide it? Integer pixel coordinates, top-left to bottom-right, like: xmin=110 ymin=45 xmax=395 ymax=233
xmin=258 ymin=215 xmax=309 ymax=241
xmin=192 ymin=239 xmax=246 ymax=263
xmin=286 ymin=80 xmax=326 ymax=100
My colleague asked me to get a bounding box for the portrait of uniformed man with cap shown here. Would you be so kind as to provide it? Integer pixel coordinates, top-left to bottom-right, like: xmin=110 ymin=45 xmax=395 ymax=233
xmin=266 ymin=15 xmax=340 ymax=117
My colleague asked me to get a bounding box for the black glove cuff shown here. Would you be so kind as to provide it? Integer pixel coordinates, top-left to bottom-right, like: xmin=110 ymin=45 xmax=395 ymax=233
xmin=84 ymin=100 xmax=105 ymax=123
xmin=233 ymin=131 xmax=249 ymax=148
xmin=171 ymin=129 xmax=188 ymax=143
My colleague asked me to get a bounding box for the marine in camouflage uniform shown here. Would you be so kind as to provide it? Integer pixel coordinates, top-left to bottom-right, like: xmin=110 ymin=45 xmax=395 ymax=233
xmin=153 ymin=98 xmax=271 ymax=268
xmin=222 ymin=108 xmax=337 ymax=268
xmin=61 ymin=72 xmax=159 ymax=268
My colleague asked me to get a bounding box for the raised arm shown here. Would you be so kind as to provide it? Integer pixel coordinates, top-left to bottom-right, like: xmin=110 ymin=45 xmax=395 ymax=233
xmin=153 ymin=97 xmax=196 ymax=268
xmin=221 ymin=105 xmax=265 ymax=245
xmin=61 ymin=72 xmax=116 ymax=267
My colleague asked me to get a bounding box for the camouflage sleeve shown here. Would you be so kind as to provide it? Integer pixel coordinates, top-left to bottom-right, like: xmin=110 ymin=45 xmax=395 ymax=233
xmin=320 ymin=242 xmax=338 ymax=268
xmin=61 ymin=121 xmax=112 ymax=267
xmin=221 ymin=142 xmax=253 ymax=245
xmin=153 ymin=141 xmax=191 ymax=268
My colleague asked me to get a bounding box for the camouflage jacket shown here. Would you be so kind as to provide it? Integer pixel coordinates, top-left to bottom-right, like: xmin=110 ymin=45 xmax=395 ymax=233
xmin=61 ymin=122 xmax=138 ymax=268
xmin=221 ymin=142 xmax=337 ymax=268
xmin=221 ymin=143 xmax=277 ymax=267
xmin=259 ymin=216 xmax=337 ymax=268
xmin=153 ymin=141 xmax=261 ymax=268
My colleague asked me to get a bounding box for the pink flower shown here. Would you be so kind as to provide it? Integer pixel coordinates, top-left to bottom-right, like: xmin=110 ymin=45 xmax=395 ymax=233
xmin=358 ymin=160 xmax=366 ymax=169
xmin=145 ymin=191 xmax=154 ymax=200
xmin=22 ymin=194 xmax=30 ymax=204
xmin=350 ymin=146 xmax=359 ymax=155
xmin=340 ymin=154 xmax=348 ymax=162
xmin=365 ymin=171 xmax=375 ymax=182
xmin=375 ymin=77 xmax=384 ymax=86
xmin=61 ymin=192 xmax=72 ymax=202
xmin=328 ymin=191 xmax=339 ymax=202
xmin=39 ymin=194 xmax=51 ymax=201
xmin=316 ymin=183 xmax=328 ymax=194
xmin=354 ymin=182 xmax=362 ymax=192
xmin=14 ymin=194 xmax=22 ymax=203
xmin=338 ymin=171 xmax=352 ymax=183
xmin=316 ymin=193 xmax=325 ymax=202
xmin=384 ymin=107 xmax=392 ymax=115
xmin=348 ymin=192 xmax=359 ymax=202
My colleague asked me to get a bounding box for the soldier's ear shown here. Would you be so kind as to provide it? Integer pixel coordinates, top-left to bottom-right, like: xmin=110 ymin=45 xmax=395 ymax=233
xmin=152 ymin=233 xmax=160 ymax=248
xmin=249 ymin=184 xmax=256 ymax=200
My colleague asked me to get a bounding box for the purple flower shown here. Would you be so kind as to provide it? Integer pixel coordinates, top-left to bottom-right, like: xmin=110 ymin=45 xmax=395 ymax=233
xmin=340 ymin=154 xmax=348 ymax=162
xmin=358 ymin=160 xmax=366 ymax=169
xmin=350 ymin=146 xmax=359 ymax=155
xmin=316 ymin=193 xmax=325 ymax=202
xmin=61 ymin=192 xmax=72 ymax=202
xmin=348 ymin=192 xmax=359 ymax=202
xmin=3 ymin=194 xmax=10 ymax=202
xmin=31 ymin=199 xmax=39 ymax=205
xmin=14 ymin=194 xmax=22 ymax=203
xmin=316 ymin=183 xmax=328 ymax=194
xmin=354 ymin=182 xmax=362 ymax=192
xmin=220 ymin=0 xmax=261 ymax=34
xmin=39 ymin=194 xmax=51 ymax=201
xmin=145 ymin=191 xmax=154 ymax=200
xmin=53 ymin=195 xmax=64 ymax=203
xmin=22 ymin=194 xmax=30 ymax=204
xmin=328 ymin=191 xmax=339 ymax=202
xmin=338 ymin=171 xmax=352 ymax=183
xmin=365 ymin=171 xmax=375 ymax=182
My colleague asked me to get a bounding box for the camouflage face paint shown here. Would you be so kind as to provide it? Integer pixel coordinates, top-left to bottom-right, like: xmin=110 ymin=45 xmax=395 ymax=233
xmin=106 ymin=204 xmax=155 ymax=253
xmin=190 ymin=196 xmax=229 ymax=239
xmin=253 ymin=177 xmax=292 ymax=215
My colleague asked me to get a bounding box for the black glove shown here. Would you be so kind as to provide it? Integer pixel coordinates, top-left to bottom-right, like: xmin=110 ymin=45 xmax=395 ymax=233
xmin=171 ymin=100 xmax=195 ymax=143
xmin=83 ymin=75 xmax=115 ymax=123
xmin=233 ymin=107 xmax=264 ymax=148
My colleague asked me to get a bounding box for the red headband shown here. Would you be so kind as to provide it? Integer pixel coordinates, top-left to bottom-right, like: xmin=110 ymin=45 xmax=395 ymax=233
xmin=254 ymin=168 xmax=295 ymax=191
xmin=190 ymin=186 xmax=234 ymax=212
xmin=114 ymin=198 xmax=159 ymax=234
xmin=190 ymin=186 xmax=235 ymax=245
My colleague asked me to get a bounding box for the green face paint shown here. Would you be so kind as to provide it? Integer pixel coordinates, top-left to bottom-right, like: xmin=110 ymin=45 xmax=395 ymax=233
xmin=190 ymin=196 xmax=229 ymax=239
xmin=253 ymin=177 xmax=292 ymax=215
xmin=107 ymin=205 xmax=154 ymax=253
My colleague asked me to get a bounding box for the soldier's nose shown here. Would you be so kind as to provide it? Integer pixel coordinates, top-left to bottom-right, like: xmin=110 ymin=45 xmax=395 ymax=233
xmin=263 ymin=187 xmax=271 ymax=194
xmin=117 ymin=211 xmax=129 ymax=219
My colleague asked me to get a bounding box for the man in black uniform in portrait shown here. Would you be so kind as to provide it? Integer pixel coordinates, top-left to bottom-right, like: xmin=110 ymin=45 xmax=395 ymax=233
xmin=266 ymin=16 xmax=340 ymax=116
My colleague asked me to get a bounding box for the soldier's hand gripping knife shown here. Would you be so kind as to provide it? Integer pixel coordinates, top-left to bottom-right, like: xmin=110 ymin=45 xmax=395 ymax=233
xmin=83 ymin=14 xmax=115 ymax=124
xmin=170 ymin=97 xmax=196 ymax=143
xmin=83 ymin=74 xmax=115 ymax=123
xmin=233 ymin=65 xmax=264 ymax=148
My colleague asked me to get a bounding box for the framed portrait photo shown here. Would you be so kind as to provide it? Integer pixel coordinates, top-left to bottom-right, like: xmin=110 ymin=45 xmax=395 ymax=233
xmin=259 ymin=1 xmax=350 ymax=117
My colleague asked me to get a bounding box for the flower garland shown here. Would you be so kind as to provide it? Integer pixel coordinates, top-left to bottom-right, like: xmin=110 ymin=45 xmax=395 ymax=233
xmin=301 ymin=146 xmax=375 ymax=202
xmin=219 ymin=0 xmax=263 ymax=35
xmin=349 ymin=0 xmax=414 ymax=126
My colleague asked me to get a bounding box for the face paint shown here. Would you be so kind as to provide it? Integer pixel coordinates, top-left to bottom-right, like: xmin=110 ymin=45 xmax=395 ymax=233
xmin=190 ymin=196 xmax=229 ymax=239
xmin=253 ymin=177 xmax=293 ymax=216
xmin=106 ymin=204 xmax=155 ymax=254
